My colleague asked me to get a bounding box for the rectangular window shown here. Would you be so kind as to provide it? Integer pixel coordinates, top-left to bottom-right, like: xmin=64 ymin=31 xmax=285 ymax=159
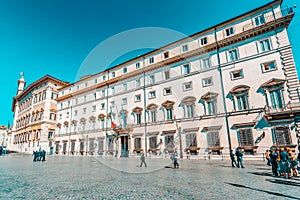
xmin=84 ymin=96 xmax=87 ymax=102
xmin=85 ymin=82 xmax=88 ymax=88
xmin=94 ymin=93 xmax=97 ymax=100
xmin=200 ymin=37 xmax=208 ymax=45
xmin=259 ymin=39 xmax=271 ymax=52
xmin=149 ymin=75 xmax=155 ymax=84
xmin=207 ymin=131 xmax=220 ymax=147
xmin=103 ymin=75 xmax=106 ymax=81
xmin=255 ymin=15 xmax=265 ymax=26
xmin=237 ymin=128 xmax=254 ymax=146
xmin=149 ymin=91 xmax=156 ymax=99
xmin=164 ymin=88 xmax=172 ymax=95
xmin=207 ymin=100 xmax=216 ymax=115
xmin=270 ymin=89 xmax=283 ymax=109
xmin=135 ymin=94 xmax=141 ymax=102
xmin=74 ymin=110 xmax=77 ymax=116
xmin=50 ymin=113 xmax=56 ymax=120
xmin=202 ymin=77 xmax=213 ymax=87
xmin=164 ymin=70 xmax=170 ymax=80
xmin=122 ymin=98 xmax=127 ymax=105
xmin=149 ymin=57 xmax=154 ymax=64
xmin=183 ymin=82 xmax=193 ymax=91
xmin=183 ymin=64 xmax=190 ymax=75
xmin=123 ymin=83 xmax=127 ymax=91
xmin=201 ymin=58 xmax=211 ymax=69
xmin=59 ymin=114 xmax=62 ymax=119
xmin=110 ymin=101 xmax=115 ymax=107
xmin=136 ymin=113 xmax=141 ymax=124
xmin=182 ymin=44 xmax=188 ymax=52
xmin=92 ymin=106 xmax=96 ymax=112
xmin=94 ymin=79 xmax=98 ymax=84
xmin=230 ymin=69 xmax=244 ymax=80
xmin=228 ymin=49 xmax=238 ymax=61
xmin=136 ymin=62 xmax=140 ymax=69
xmin=101 ymin=103 xmax=105 ymax=110
xmin=237 ymin=95 xmax=249 ymax=110
xmin=102 ymin=90 xmax=105 ymax=97
xmin=123 ymin=67 xmax=127 ymax=74
xmin=186 ymin=133 xmax=197 ymax=147
xmin=165 ymin=135 xmax=174 ymax=148
xmin=163 ymin=51 xmax=169 ymax=59
xmin=83 ymin=108 xmax=86 ymax=114
xmin=136 ymin=79 xmax=141 ymax=87
xmin=273 ymin=126 xmax=291 ymax=145
xmin=261 ymin=61 xmax=277 ymax=72
xmin=77 ymin=85 xmax=80 ymax=90
xmin=225 ymin=27 xmax=234 ymax=36
xmin=134 ymin=138 xmax=142 ymax=149
xmin=112 ymin=72 xmax=115 ymax=78
xmin=150 ymin=111 xmax=156 ymax=122
xmin=149 ymin=136 xmax=157 ymax=148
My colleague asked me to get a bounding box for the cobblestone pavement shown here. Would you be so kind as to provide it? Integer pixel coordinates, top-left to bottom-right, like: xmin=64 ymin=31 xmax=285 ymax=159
xmin=1 ymin=154 xmax=300 ymax=200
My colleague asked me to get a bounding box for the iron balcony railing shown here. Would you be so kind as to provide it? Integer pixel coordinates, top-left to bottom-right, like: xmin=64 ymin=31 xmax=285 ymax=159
xmin=243 ymin=7 xmax=294 ymax=31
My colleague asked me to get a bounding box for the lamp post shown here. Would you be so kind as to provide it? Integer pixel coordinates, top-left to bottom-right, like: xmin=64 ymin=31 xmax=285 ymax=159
xmin=142 ymin=56 xmax=148 ymax=157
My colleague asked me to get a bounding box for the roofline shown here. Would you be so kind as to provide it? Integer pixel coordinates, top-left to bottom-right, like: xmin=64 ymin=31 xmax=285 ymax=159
xmin=91 ymin=1 xmax=281 ymax=74
xmin=63 ymin=0 xmax=282 ymax=87
xmin=12 ymin=74 xmax=69 ymax=111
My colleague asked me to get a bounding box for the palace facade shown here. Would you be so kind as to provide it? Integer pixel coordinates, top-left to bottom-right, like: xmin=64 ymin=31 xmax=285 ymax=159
xmin=54 ymin=0 xmax=300 ymax=158
xmin=10 ymin=74 xmax=69 ymax=153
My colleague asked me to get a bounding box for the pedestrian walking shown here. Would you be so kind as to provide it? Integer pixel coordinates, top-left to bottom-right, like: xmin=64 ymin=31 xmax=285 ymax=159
xmin=140 ymin=153 xmax=147 ymax=168
xmin=290 ymin=155 xmax=299 ymax=177
xmin=265 ymin=149 xmax=271 ymax=166
xmin=279 ymin=148 xmax=290 ymax=178
xmin=41 ymin=150 xmax=46 ymax=162
xmin=33 ymin=151 xmax=37 ymax=162
xmin=235 ymin=148 xmax=245 ymax=168
xmin=269 ymin=148 xmax=279 ymax=177
xmin=230 ymin=149 xmax=237 ymax=167
xmin=173 ymin=151 xmax=179 ymax=169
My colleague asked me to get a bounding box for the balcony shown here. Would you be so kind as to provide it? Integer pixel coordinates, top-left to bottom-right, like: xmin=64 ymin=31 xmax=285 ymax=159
xmin=243 ymin=7 xmax=294 ymax=31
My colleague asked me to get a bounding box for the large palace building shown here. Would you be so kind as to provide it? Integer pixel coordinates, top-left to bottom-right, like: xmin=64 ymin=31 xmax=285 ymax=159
xmin=54 ymin=0 xmax=299 ymax=158
xmin=10 ymin=74 xmax=69 ymax=153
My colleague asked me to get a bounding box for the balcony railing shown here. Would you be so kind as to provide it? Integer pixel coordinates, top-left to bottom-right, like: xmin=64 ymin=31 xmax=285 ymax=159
xmin=243 ymin=7 xmax=294 ymax=31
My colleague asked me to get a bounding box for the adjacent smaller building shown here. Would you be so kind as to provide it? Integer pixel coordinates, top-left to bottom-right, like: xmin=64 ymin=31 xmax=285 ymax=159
xmin=10 ymin=74 xmax=69 ymax=153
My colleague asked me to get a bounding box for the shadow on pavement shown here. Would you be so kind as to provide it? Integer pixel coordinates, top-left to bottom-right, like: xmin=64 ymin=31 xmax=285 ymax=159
xmin=266 ymin=179 xmax=300 ymax=187
xmin=224 ymin=182 xmax=300 ymax=200
xmin=248 ymin=171 xmax=274 ymax=177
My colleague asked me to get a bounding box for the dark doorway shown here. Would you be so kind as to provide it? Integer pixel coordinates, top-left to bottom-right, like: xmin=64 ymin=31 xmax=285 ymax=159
xmin=121 ymin=136 xmax=129 ymax=157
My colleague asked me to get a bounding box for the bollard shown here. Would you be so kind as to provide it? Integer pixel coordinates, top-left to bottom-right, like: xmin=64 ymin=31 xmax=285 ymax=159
xmin=262 ymin=153 xmax=265 ymax=162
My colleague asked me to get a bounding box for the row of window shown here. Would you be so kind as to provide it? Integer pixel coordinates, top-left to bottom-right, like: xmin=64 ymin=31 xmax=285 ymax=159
xmin=56 ymin=125 xmax=292 ymax=155
xmin=60 ymin=13 xmax=270 ymax=97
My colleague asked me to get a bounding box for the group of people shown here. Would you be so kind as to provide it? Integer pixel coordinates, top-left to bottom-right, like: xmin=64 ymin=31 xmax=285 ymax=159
xmin=265 ymin=147 xmax=299 ymax=178
xmin=230 ymin=148 xmax=245 ymax=168
xmin=33 ymin=149 xmax=46 ymax=162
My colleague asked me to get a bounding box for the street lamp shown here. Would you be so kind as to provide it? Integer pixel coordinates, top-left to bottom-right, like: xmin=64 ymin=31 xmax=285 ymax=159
xmin=174 ymin=119 xmax=183 ymax=159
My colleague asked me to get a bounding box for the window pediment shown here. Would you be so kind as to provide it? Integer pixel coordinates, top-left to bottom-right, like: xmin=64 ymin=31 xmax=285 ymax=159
xmin=161 ymin=100 xmax=175 ymax=108
xmin=261 ymin=78 xmax=285 ymax=89
xmin=98 ymin=114 xmax=106 ymax=119
xmin=147 ymin=103 xmax=158 ymax=110
xmin=182 ymin=96 xmax=196 ymax=103
xmin=132 ymin=106 xmax=143 ymax=113
xmin=201 ymin=92 xmax=218 ymax=100
xmin=230 ymin=85 xmax=250 ymax=94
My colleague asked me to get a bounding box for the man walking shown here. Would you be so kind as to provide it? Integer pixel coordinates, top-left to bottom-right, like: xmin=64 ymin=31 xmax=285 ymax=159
xmin=230 ymin=149 xmax=237 ymax=167
xmin=173 ymin=151 xmax=179 ymax=169
xmin=235 ymin=148 xmax=245 ymax=168
xmin=140 ymin=153 xmax=147 ymax=168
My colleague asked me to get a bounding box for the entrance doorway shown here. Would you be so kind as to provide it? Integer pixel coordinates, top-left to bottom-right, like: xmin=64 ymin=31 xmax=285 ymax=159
xmin=120 ymin=136 xmax=129 ymax=157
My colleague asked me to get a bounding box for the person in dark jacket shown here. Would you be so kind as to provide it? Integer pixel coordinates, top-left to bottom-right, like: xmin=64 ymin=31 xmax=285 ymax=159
xmin=230 ymin=149 xmax=237 ymax=167
xmin=235 ymin=148 xmax=244 ymax=168
xmin=269 ymin=148 xmax=279 ymax=177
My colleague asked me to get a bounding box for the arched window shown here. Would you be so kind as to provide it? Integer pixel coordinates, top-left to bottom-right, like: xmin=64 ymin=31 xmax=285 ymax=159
xmin=161 ymin=100 xmax=175 ymax=121
xmin=201 ymin=92 xmax=218 ymax=115
xmin=147 ymin=104 xmax=158 ymax=123
xmin=229 ymin=85 xmax=250 ymax=111
xmin=261 ymin=78 xmax=285 ymax=109
xmin=181 ymin=97 xmax=196 ymax=118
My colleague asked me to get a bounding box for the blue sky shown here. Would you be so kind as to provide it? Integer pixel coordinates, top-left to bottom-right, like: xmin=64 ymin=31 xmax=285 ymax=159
xmin=0 ymin=0 xmax=299 ymax=126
